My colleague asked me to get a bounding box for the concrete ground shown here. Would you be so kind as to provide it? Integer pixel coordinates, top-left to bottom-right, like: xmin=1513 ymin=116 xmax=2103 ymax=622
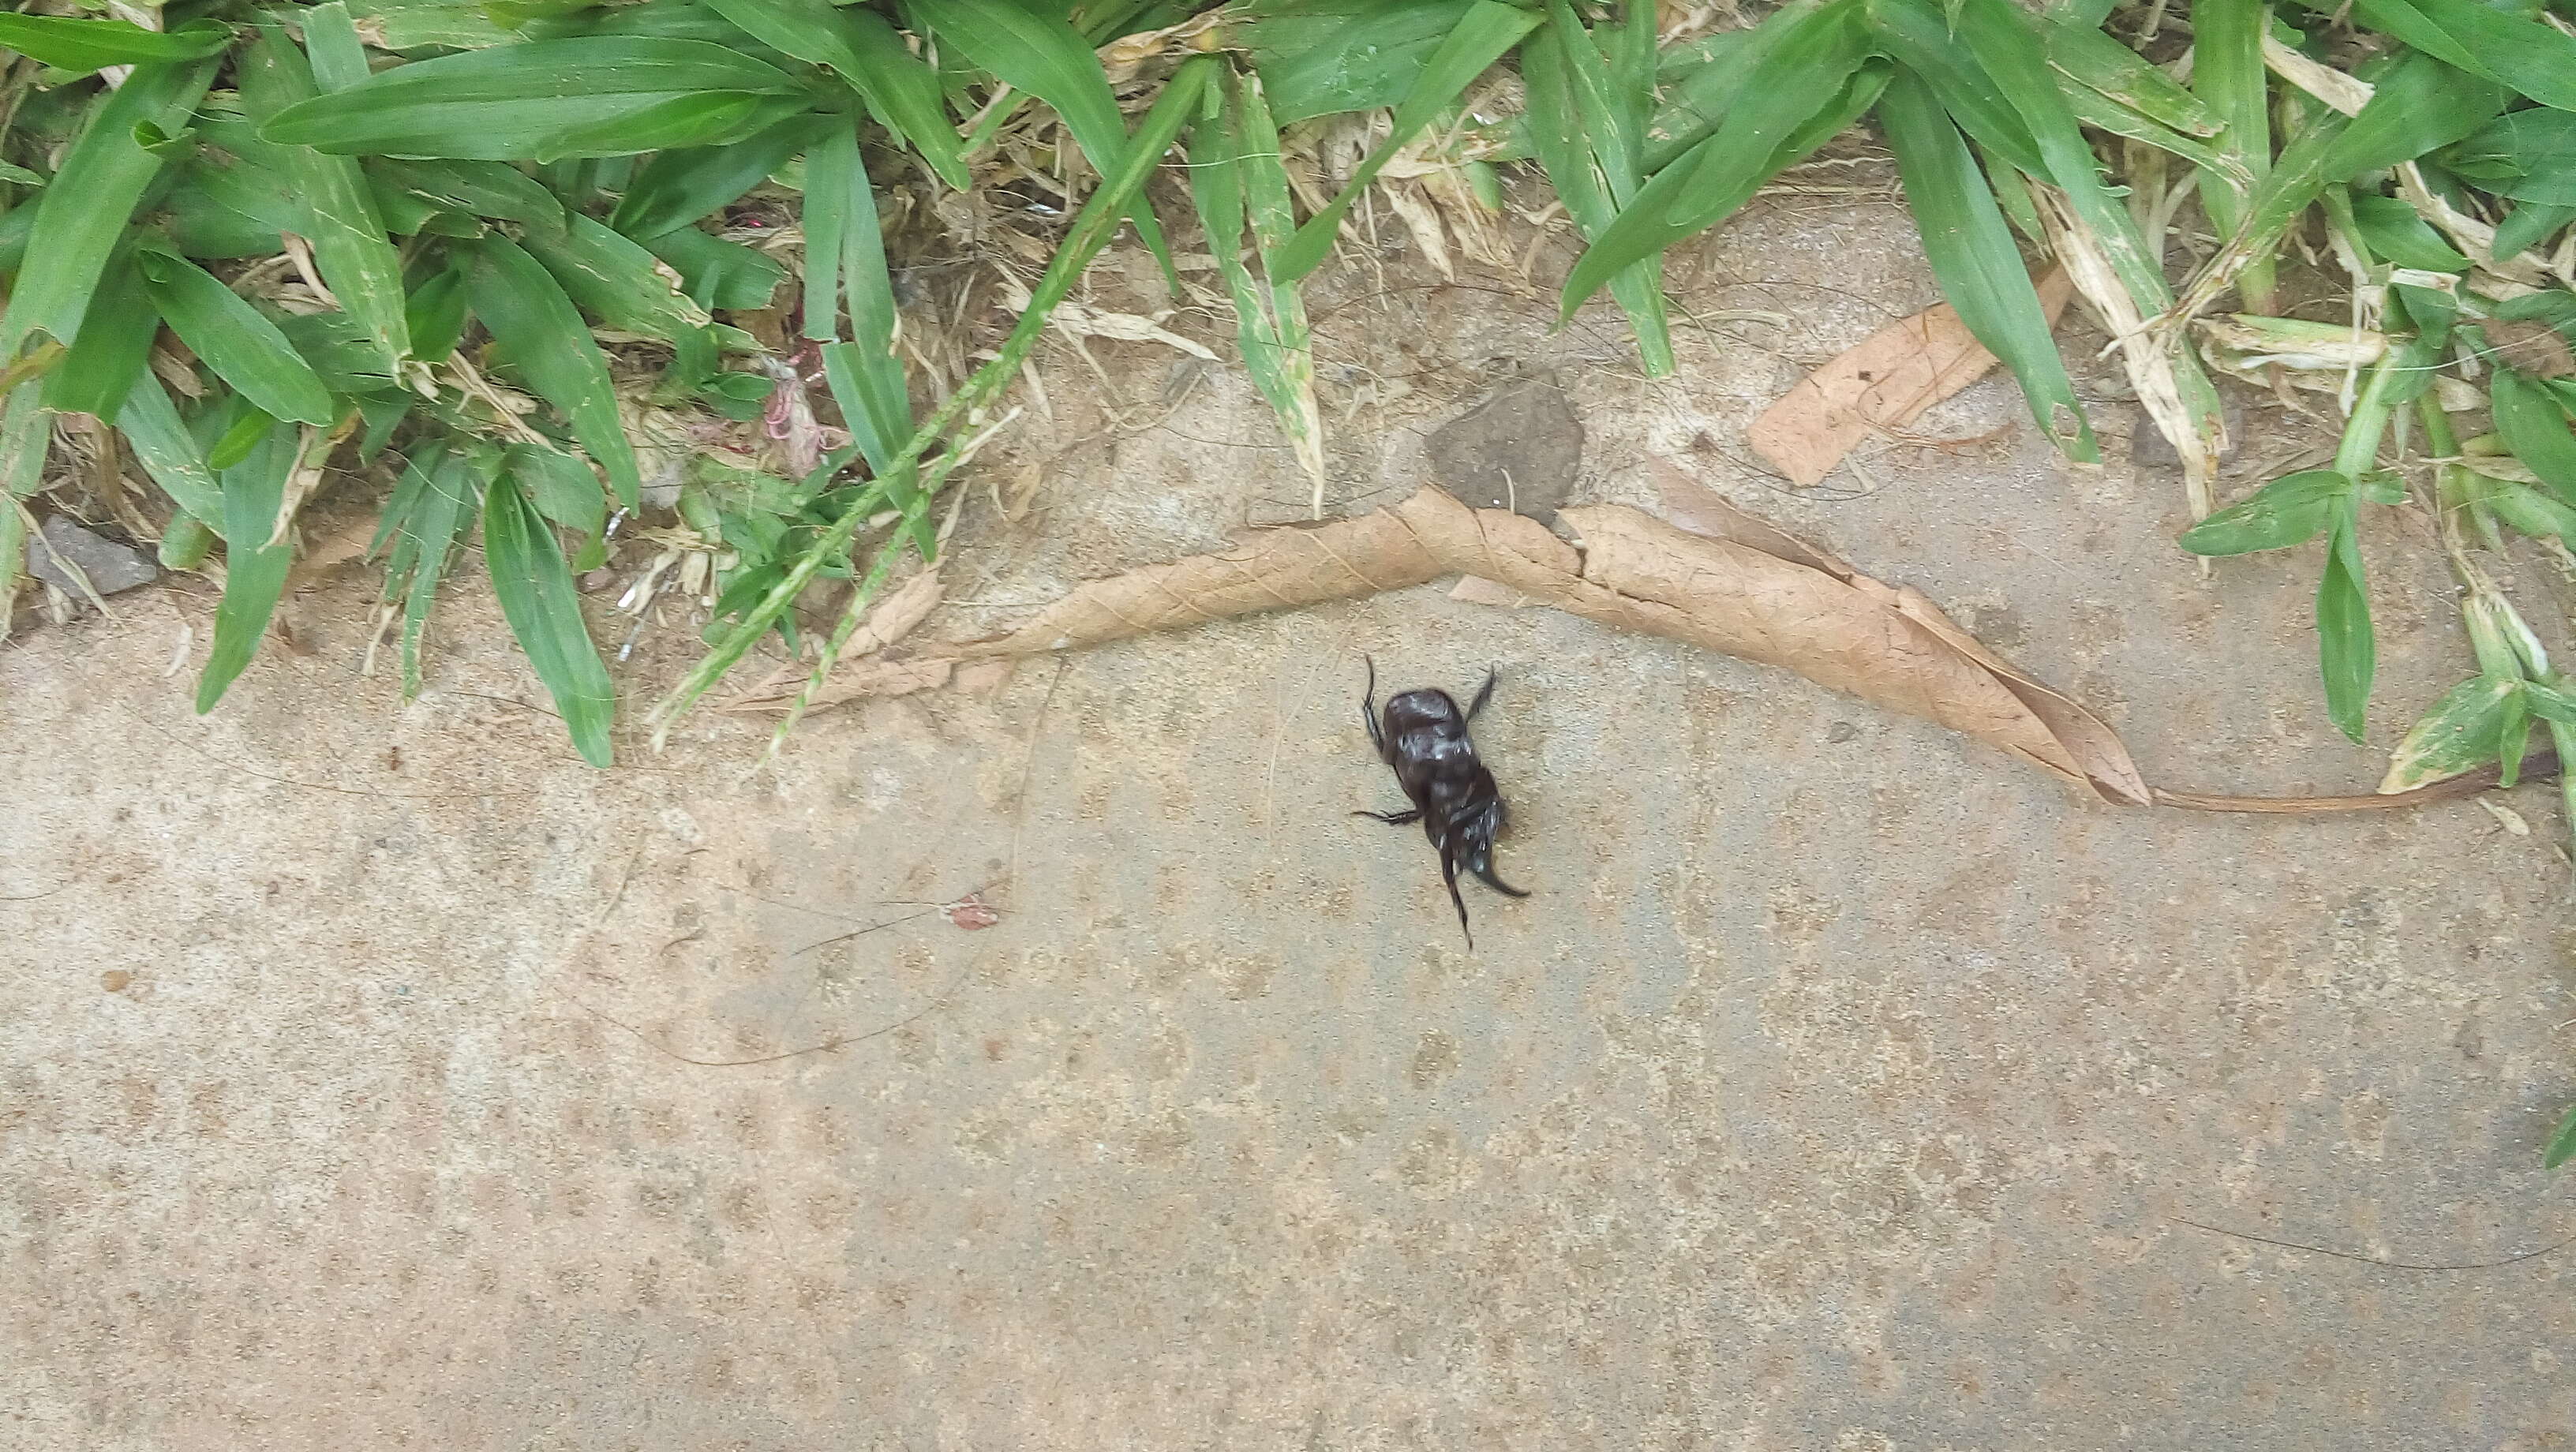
xmin=5 ymin=177 xmax=2574 ymax=1449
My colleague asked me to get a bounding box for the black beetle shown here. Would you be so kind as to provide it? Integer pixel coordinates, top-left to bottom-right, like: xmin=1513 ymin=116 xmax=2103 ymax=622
xmin=1356 ymin=655 xmax=1530 ymax=948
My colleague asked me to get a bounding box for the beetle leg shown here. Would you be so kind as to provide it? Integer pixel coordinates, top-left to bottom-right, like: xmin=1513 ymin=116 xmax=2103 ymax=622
xmin=1440 ymin=848 xmax=1473 ymax=949
xmin=1468 ymin=857 xmax=1532 ymax=898
xmin=1464 ymin=666 xmax=1498 ymax=721
xmin=1351 ymin=808 xmax=1424 ymax=825
xmin=1361 ymin=654 xmax=1386 ymax=756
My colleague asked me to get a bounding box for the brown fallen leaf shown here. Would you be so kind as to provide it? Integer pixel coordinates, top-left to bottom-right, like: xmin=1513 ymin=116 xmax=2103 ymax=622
xmin=1646 ymin=460 xmax=2148 ymax=803
xmin=732 ymin=481 xmax=2552 ymax=811
xmin=1750 ymin=268 xmax=2076 ymax=488
xmin=930 ymin=482 xmax=2140 ymax=802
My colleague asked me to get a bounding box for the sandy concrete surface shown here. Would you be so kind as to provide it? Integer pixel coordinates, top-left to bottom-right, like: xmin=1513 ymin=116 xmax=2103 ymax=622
xmin=5 ymin=187 xmax=2574 ymax=1449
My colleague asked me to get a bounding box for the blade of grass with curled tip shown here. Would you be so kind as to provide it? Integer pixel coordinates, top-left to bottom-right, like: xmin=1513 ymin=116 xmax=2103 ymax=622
xmin=258 ymin=38 xmax=803 ymax=160
xmin=650 ymin=54 xmax=1222 ymax=743
xmin=1266 ymin=0 xmax=1542 ymax=286
xmin=464 ymin=232 xmax=642 ymax=509
xmin=238 ymin=26 xmax=412 ymax=372
xmin=0 ymin=14 xmax=230 ymax=73
xmin=1879 ymin=67 xmax=2094 ymax=461
xmin=197 ymin=421 xmax=303 ymax=714
xmin=908 ymin=0 xmax=1176 ymax=279
xmin=133 ymin=245 xmax=338 ymax=426
xmin=1563 ymin=0 xmax=1877 ymax=317
xmin=482 ymin=463 xmax=617 ymax=765
xmin=0 ymin=58 xmax=219 ymax=358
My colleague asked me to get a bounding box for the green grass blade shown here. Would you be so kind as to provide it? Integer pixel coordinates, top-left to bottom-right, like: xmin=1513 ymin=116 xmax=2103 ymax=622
xmin=259 ymin=37 xmax=802 ymax=160
xmin=465 ymin=233 xmax=643 ymax=509
xmin=301 ymin=2 xmax=372 ymax=92
xmin=2492 ymin=202 xmax=2576 ymax=256
xmin=1563 ymin=0 xmax=1875 ymax=316
xmin=1644 ymin=0 xmax=1825 ymax=171
xmin=1861 ymin=0 xmax=2043 ymax=174
xmin=133 ymin=246 xmax=338 ymax=425
xmin=2345 ymin=0 xmax=2576 ymax=112
xmin=803 ymin=121 xmax=919 ymax=492
xmin=519 ymin=211 xmax=716 ymax=343
xmin=650 ymin=53 xmax=1222 ymax=740
xmin=1193 ymin=69 xmax=1327 ymax=496
xmin=1235 ymin=0 xmax=1473 ymax=126
xmin=508 ymin=439 xmax=608 ymax=565
xmin=2192 ymin=0 xmax=2274 ymax=309
xmin=1523 ymin=9 xmax=1672 ymax=375
xmin=2176 ymin=470 xmax=2348 ymax=554
xmin=2176 ymin=52 xmax=2504 ymax=319
xmin=239 ymin=27 xmax=413 ymax=371
xmin=635 ymin=224 xmax=788 ymax=310
xmin=799 ymin=122 xmax=853 ymax=345
xmin=369 ymin=157 xmax=569 ymax=227
xmin=43 ymin=249 xmax=159 ymax=420
xmin=115 ymin=381 xmax=226 ymax=533
xmin=2043 ymin=17 xmax=2222 ymax=137
xmin=610 ymin=111 xmax=830 ymax=237
xmin=2317 ymin=505 xmax=2373 ymax=743
xmin=2492 ymin=367 xmax=2576 ymax=506
xmin=482 ymin=466 xmax=616 ymax=765
xmin=2443 ymin=109 xmax=2576 ymax=206
xmin=396 ymin=450 xmax=476 ymax=698
xmin=2382 ymin=674 xmax=2518 ymax=791
xmin=0 ymin=59 xmax=219 ymax=356
xmin=1880 ymin=67 xmax=2094 ymax=460
xmin=1267 ymin=0 xmax=1542 ymax=285
xmin=2346 ymin=191 xmax=2471 ymax=270
xmin=0 ymin=14 xmax=230 ymax=73
xmin=909 ymin=0 xmax=1176 ymax=278
xmin=197 ymin=421 xmax=301 ymax=713
xmin=2547 ymin=1102 xmax=2576 ymax=1170
xmin=704 ymin=0 xmax=971 ymax=189
xmin=841 ymin=6 xmax=972 ymax=190
xmin=527 ymin=92 xmax=811 ymax=164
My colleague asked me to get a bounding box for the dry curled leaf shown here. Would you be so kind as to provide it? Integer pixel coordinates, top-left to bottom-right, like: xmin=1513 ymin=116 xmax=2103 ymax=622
xmin=909 ymin=481 xmax=2144 ymax=803
xmin=1750 ymin=268 xmax=2075 ymax=488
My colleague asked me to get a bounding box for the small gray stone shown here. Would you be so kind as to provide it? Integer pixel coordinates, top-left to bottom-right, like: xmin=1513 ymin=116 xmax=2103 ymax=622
xmin=26 ymin=515 xmax=157 ymax=597
xmin=1425 ymin=372 xmax=1584 ymax=522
